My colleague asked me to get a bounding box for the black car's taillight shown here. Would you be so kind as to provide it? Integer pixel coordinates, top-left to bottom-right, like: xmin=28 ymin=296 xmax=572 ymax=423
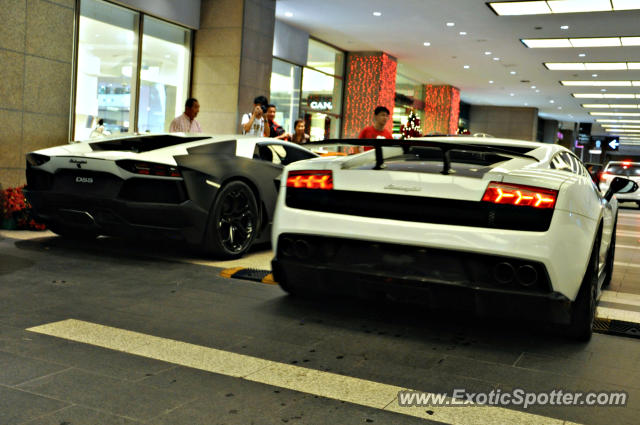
xmin=116 ymin=160 xmax=181 ymax=177
xmin=26 ymin=153 xmax=50 ymax=166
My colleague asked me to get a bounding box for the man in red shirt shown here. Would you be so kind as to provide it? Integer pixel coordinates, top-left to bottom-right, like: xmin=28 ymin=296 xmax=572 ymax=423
xmin=358 ymin=106 xmax=393 ymax=139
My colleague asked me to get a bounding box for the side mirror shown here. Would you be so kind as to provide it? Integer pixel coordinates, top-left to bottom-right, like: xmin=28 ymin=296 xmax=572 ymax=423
xmin=604 ymin=177 xmax=639 ymax=202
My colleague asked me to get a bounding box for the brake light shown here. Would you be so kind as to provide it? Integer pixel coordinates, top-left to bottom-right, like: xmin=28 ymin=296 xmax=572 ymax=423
xmin=286 ymin=170 xmax=333 ymax=190
xmin=116 ymin=160 xmax=181 ymax=177
xmin=482 ymin=182 xmax=557 ymax=209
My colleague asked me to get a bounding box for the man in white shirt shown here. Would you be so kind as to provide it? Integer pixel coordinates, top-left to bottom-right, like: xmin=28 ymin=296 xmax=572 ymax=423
xmin=241 ymin=95 xmax=270 ymax=137
xmin=169 ymin=98 xmax=202 ymax=133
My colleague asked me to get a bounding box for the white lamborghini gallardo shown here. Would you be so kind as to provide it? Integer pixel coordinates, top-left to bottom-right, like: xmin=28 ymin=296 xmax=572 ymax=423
xmin=271 ymin=137 xmax=638 ymax=340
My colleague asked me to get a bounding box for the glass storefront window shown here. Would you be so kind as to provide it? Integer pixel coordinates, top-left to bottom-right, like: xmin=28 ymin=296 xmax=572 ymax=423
xmin=270 ymin=39 xmax=344 ymax=140
xmin=301 ymin=67 xmax=342 ymax=141
xmin=307 ymin=39 xmax=344 ymax=78
xmin=270 ymin=58 xmax=301 ymax=134
xmin=74 ymin=0 xmax=192 ymax=140
xmin=75 ymin=0 xmax=138 ymax=140
xmin=138 ymin=16 xmax=191 ymax=133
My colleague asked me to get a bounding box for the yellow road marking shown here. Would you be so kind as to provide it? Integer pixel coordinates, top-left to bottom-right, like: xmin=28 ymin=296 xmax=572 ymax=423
xmin=27 ymin=319 xmax=574 ymax=425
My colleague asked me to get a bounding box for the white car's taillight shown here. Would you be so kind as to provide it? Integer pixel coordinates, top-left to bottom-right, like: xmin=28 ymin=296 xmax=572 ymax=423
xmin=286 ymin=170 xmax=333 ymax=190
xmin=482 ymin=182 xmax=558 ymax=209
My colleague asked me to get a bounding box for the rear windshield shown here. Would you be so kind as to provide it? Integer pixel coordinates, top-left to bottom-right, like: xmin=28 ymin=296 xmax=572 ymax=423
xmin=90 ymin=135 xmax=209 ymax=153
xmin=606 ymin=164 xmax=640 ymax=176
xmin=351 ymin=146 xmax=527 ymax=177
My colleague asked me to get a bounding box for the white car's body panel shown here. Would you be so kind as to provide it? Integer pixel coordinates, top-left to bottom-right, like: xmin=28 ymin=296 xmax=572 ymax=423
xmin=272 ymin=136 xmax=617 ymax=306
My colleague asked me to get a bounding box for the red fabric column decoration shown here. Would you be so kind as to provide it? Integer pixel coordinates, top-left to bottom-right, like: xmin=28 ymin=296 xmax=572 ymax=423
xmin=424 ymin=85 xmax=461 ymax=135
xmin=342 ymin=52 xmax=397 ymax=138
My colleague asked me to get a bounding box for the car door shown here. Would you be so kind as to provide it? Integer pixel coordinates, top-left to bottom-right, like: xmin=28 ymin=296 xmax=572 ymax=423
xmin=253 ymin=141 xmax=317 ymax=225
xmin=569 ymin=153 xmax=613 ymax=270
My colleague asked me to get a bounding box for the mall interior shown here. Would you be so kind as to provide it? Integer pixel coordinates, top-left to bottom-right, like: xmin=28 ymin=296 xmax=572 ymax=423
xmin=3 ymin=0 xmax=640 ymax=187
xmin=1 ymin=1 xmax=640 ymax=424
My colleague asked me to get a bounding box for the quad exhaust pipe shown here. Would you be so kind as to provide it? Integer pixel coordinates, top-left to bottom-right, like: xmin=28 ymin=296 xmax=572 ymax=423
xmin=279 ymin=237 xmax=313 ymax=260
xmin=494 ymin=262 xmax=538 ymax=287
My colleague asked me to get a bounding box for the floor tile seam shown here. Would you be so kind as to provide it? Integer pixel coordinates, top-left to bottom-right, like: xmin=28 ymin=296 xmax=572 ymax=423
xmin=16 ymin=404 xmax=74 ymax=425
xmin=509 ymin=364 xmax=640 ymax=392
xmin=12 ymin=366 xmax=74 ymax=388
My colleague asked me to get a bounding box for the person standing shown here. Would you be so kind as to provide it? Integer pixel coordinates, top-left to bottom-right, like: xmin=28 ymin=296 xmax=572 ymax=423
xmin=169 ymin=98 xmax=202 ymax=133
xmin=358 ymin=106 xmax=393 ymax=139
xmin=241 ymin=96 xmax=270 ymax=137
xmin=266 ymin=104 xmax=287 ymax=140
xmin=288 ymin=119 xmax=310 ymax=144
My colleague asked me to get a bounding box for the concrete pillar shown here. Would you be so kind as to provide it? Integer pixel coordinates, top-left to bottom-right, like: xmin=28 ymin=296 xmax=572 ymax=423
xmin=0 ymin=0 xmax=74 ymax=189
xmin=341 ymin=52 xmax=397 ymax=138
xmin=193 ymin=0 xmax=275 ymax=134
xmin=423 ymin=85 xmax=460 ymax=135
xmin=469 ymin=105 xmax=539 ymax=141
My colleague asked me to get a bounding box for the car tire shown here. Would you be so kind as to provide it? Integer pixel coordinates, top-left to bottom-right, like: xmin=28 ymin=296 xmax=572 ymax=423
xmin=203 ymin=181 xmax=259 ymax=259
xmin=48 ymin=223 xmax=98 ymax=240
xmin=567 ymin=233 xmax=600 ymax=341
xmin=602 ymin=219 xmax=616 ymax=288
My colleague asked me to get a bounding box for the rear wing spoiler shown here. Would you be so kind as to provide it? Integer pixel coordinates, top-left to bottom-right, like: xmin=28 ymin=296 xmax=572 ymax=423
xmin=303 ymin=138 xmax=539 ymax=175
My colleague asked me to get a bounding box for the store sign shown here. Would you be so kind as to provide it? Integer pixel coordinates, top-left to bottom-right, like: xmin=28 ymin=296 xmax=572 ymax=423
xmin=307 ymin=95 xmax=332 ymax=111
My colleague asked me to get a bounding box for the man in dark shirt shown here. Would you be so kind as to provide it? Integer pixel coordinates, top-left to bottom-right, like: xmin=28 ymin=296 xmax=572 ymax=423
xmin=266 ymin=104 xmax=287 ymax=140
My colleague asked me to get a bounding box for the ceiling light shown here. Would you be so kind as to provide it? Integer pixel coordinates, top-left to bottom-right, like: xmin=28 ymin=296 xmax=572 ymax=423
xmin=373 ymin=11 xmax=382 ymax=16
xmin=459 ymin=31 xmax=467 ymax=35
xmin=621 ymin=37 xmax=640 ymax=46
xmin=586 ymin=63 xmax=627 ymax=70
xmin=531 ymin=86 xmax=537 ymax=89
xmin=592 ymin=74 xmax=598 ymax=77
xmin=578 ymin=53 xmax=586 ymax=57
xmin=550 ymin=0 xmax=611 ymax=14
xmin=489 ymin=80 xmax=494 ymax=84
xmin=510 ymin=71 xmax=517 ymax=75
xmin=446 ymin=22 xmax=455 ymax=27
xmin=571 ymin=37 xmax=621 ymax=47
xmin=601 ymin=89 xmax=607 ymax=92
xmin=561 ymin=80 xmax=633 ymax=86
xmin=285 ymin=12 xmax=293 ymax=17
xmin=604 ymin=129 xmax=640 ymax=133
xmin=490 ymin=0 xmax=640 ymax=15
xmin=558 ymin=106 xmax=562 ymax=109
xmin=550 ymin=100 xmax=555 ymax=103
xmin=510 ymin=93 xmax=515 ymax=96
xmin=485 ymin=51 xmax=492 ymax=55
xmin=560 ymin=25 xmax=569 ymax=30
xmin=601 ymin=124 xmax=640 ymax=128
xmin=613 ymin=0 xmax=640 ymax=11
xmin=489 ymin=1 xmax=551 ymax=15
xmin=536 ymin=89 xmax=540 ymax=92
xmin=525 ymin=103 xmax=529 ymax=106
xmin=423 ymin=42 xmax=431 ymax=46
xmin=464 ymin=65 xmax=470 ymax=69
xmin=521 ymin=38 xmax=572 ymax=48
xmin=545 ymin=63 xmax=586 ymax=70
xmin=628 ymin=63 xmax=640 ymax=70
xmin=604 ymin=94 xmax=638 ymax=98
xmin=590 ymin=112 xmax=640 ymax=116
xmin=545 ymin=62 xmax=630 ymax=71
xmin=493 ymin=57 xmax=500 ymax=61
xmin=597 ymin=119 xmax=640 ymax=123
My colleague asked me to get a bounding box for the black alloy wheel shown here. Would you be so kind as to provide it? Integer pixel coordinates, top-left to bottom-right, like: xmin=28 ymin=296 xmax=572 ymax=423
xmin=567 ymin=233 xmax=600 ymax=341
xmin=204 ymin=181 xmax=258 ymax=259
